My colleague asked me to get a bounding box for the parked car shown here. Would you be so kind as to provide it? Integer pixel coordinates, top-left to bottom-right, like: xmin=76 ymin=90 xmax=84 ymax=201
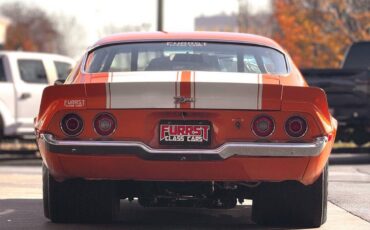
xmin=302 ymin=41 xmax=370 ymax=146
xmin=0 ymin=51 xmax=74 ymax=140
xmin=35 ymin=32 xmax=336 ymax=227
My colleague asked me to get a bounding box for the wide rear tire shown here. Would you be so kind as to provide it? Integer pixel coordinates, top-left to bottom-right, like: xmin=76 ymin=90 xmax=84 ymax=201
xmin=42 ymin=163 xmax=119 ymax=223
xmin=252 ymin=164 xmax=328 ymax=228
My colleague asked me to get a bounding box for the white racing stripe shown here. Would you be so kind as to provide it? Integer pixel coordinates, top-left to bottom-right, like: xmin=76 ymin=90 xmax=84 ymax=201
xmin=108 ymin=71 xmax=177 ymax=109
xmin=257 ymin=73 xmax=263 ymax=110
xmin=176 ymin=71 xmax=180 ymax=109
xmin=106 ymin=71 xmax=262 ymax=109
xmin=191 ymin=71 xmax=195 ymax=108
xmin=193 ymin=72 xmax=261 ymax=109
xmin=106 ymin=72 xmax=113 ymax=108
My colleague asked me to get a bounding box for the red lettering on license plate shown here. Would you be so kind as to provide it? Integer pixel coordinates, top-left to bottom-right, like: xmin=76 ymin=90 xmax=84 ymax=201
xmin=160 ymin=124 xmax=210 ymax=144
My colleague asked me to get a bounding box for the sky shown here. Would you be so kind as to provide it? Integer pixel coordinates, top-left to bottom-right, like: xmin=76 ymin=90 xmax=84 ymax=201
xmin=0 ymin=0 xmax=270 ymax=56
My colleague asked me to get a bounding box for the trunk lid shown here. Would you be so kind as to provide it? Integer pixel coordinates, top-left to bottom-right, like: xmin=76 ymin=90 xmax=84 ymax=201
xmin=101 ymin=71 xmax=282 ymax=110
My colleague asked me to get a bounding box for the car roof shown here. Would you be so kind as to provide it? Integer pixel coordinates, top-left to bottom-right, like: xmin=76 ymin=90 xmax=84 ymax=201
xmin=92 ymin=32 xmax=284 ymax=52
xmin=0 ymin=51 xmax=75 ymax=63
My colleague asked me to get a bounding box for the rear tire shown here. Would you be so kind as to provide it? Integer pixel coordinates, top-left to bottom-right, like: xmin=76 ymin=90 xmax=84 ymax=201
xmin=42 ymin=163 xmax=119 ymax=223
xmin=252 ymin=164 xmax=328 ymax=228
xmin=42 ymin=164 xmax=50 ymax=219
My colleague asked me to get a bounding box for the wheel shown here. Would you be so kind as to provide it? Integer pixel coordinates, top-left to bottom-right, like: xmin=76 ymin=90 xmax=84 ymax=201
xmin=42 ymin=163 xmax=119 ymax=223
xmin=352 ymin=128 xmax=368 ymax=146
xmin=252 ymin=164 xmax=328 ymax=228
xmin=42 ymin=164 xmax=50 ymax=219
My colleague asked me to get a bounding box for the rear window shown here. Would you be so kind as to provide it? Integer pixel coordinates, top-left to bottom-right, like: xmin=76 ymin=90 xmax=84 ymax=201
xmin=18 ymin=59 xmax=47 ymax=84
xmin=54 ymin=61 xmax=72 ymax=80
xmin=85 ymin=42 xmax=288 ymax=75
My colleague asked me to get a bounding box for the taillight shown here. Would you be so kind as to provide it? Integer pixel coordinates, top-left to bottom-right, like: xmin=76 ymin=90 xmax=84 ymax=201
xmin=61 ymin=113 xmax=83 ymax=136
xmin=252 ymin=115 xmax=275 ymax=137
xmin=94 ymin=113 xmax=116 ymax=136
xmin=285 ymin=116 xmax=307 ymax=138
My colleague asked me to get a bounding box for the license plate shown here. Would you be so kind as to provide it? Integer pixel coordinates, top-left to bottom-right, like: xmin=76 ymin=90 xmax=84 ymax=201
xmin=159 ymin=120 xmax=211 ymax=146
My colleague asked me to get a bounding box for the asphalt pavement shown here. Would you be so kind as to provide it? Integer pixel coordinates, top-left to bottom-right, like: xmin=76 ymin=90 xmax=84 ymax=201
xmin=0 ymin=152 xmax=369 ymax=230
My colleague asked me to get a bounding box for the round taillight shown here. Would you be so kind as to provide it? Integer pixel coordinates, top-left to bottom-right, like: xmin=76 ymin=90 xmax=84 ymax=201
xmin=285 ymin=116 xmax=307 ymax=138
xmin=252 ymin=115 xmax=275 ymax=137
xmin=61 ymin=113 xmax=83 ymax=136
xmin=94 ymin=113 xmax=116 ymax=136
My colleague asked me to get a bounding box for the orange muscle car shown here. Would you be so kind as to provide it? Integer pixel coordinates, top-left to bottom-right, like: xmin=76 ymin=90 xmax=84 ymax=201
xmin=35 ymin=32 xmax=336 ymax=227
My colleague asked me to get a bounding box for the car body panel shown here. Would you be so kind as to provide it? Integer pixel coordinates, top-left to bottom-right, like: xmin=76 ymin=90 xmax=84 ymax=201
xmin=35 ymin=32 xmax=336 ymax=185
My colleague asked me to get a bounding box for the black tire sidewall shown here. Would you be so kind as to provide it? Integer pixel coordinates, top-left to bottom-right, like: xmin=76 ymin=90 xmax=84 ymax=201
xmin=252 ymin=163 xmax=328 ymax=228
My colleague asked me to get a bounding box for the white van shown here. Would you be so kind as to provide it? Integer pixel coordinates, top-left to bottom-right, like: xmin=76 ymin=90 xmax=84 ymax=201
xmin=0 ymin=51 xmax=75 ymax=139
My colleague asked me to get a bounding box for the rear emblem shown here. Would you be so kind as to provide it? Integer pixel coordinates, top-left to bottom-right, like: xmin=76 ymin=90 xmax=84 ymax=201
xmin=64 ymin=99 xmax=86 ymax=108
xmin=174 ymin=96 xmax=195 ymax=104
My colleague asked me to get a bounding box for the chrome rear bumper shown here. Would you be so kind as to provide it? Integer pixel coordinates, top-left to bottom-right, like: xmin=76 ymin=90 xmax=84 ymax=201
xmin=40 ymin=134 xmax=328 ymax=161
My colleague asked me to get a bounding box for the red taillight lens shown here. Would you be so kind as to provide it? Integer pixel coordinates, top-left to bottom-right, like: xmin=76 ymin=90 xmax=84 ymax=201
xmin=94 ymin=113 xmax=116 ymax=136
xmin=61 ymin=113 xmax=83 ymax=136
xmin=285 ymin=116 xmax=307 ymax=138
xmin=252 ymin=115 xmax=275 ymax=137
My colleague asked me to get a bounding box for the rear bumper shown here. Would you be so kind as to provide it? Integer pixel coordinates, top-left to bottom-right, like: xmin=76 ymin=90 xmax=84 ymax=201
xmin=38 ymin=133 xmax=333 ymax=185
xmin=40 ymin=133 xmax=328 ymax=160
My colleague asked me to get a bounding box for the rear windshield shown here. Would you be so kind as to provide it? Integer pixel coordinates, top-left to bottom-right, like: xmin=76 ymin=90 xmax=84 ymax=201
xmin=85 ymin=42 xmax=288 ymax=74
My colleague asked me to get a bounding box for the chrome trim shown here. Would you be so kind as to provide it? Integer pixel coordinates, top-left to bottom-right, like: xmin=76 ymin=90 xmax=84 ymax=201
xmin=174 ymin=96 xmax=195 ymax=104
xmin=40 ymin=134 xmax=328 ymax=160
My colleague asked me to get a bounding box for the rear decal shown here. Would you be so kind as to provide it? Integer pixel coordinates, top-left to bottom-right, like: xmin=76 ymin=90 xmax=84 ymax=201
xmin=64 ymin=99 xmax=86 ymax=108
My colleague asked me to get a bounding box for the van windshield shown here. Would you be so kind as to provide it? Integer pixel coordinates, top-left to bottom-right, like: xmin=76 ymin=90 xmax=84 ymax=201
xmin=85 ymin=42 xmax=288 ymax=74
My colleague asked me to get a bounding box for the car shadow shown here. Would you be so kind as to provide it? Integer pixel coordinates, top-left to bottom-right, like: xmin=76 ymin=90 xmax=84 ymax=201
xmin=0 ymin=199 xmax=289 ymax=230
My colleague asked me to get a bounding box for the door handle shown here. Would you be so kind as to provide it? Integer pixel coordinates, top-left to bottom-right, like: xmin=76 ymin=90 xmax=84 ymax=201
xmin=20 ymin=92 xmax=31 ymax=100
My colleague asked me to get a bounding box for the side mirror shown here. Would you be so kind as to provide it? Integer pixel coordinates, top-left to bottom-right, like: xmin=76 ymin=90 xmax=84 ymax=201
xmin=54 ymin=79 xmax=66 ymax=85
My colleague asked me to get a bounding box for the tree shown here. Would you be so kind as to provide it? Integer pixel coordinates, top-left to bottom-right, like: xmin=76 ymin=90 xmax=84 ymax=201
xmin=53 ymin=14 xmax=86 ymax=58
xmin=273 ymin=0 xmax=370 ymax=68
xmin=238 ymin=0 xmax=275 ymax=37
xmin=0 ymin=2 xmax=59 ymax=53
